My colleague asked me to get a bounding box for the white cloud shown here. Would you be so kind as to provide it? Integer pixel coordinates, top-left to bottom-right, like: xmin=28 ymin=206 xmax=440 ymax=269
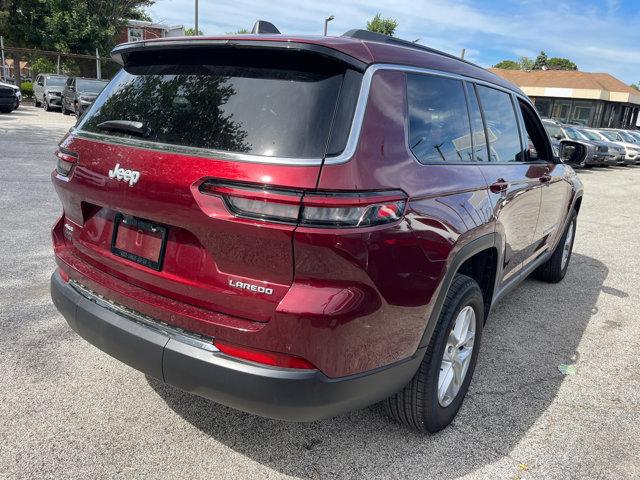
xmin=148 ymin=0 xmax=640 ymax=83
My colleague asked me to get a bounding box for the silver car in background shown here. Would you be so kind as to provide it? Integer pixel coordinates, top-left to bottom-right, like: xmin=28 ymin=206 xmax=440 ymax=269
xmin=590 ymin=129 xmax=640 ymax=165
xmin=576 ymin=128 xmax=625 ymax=166
xmin=33 ymin=74 xmax=68 ymax=111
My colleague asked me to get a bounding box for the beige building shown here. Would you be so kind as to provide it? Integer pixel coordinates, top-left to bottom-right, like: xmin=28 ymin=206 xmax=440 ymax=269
xmin=490 ymin=68 xmax=640 ymax=128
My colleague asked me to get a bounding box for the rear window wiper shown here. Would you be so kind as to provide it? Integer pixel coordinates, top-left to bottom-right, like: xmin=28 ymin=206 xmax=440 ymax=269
xmin=97 ymin=120 xmax=150 ymax=137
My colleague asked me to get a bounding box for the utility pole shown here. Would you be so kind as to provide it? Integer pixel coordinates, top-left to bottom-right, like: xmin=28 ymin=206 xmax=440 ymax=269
xmin=323 ymin=15 xmax=334 ymax=36
xmin=96 ymin=49 xmax=101 ymax=79
xmin=460 ymin=48 xmax=466 ymax=60
xmin=195 ymin=0 xmax=199 ymax=35
xmin=0 ymin=36 xmax=6 ymax=81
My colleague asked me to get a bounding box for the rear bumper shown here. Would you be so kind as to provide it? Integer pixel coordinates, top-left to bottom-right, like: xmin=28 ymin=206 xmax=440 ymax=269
xmin=50 ymin=271 xmax=423 ymax=421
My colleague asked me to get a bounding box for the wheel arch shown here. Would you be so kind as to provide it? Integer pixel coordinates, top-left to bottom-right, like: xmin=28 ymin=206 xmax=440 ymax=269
xmin=417 ymin=233 xmax=501 ymax=349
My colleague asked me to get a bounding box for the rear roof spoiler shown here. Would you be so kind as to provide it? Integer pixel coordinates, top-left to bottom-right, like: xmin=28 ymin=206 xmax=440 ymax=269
xmin=110 ymin=39 xmax=367 ymax=71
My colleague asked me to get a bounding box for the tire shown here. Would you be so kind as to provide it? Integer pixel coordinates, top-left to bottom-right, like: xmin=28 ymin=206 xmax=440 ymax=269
xmin=384 ymin=274 xmax=484 ymax=433
xmin=34 ymin=97 xmax=41 ymax=107
xmin=0 ymin=107 xmax=12 ymax=113
xmin=532 ymin=210 xmax=577 ymax=283
xmin=44 ymin=99 xmax=51 ymax=111
xmin=62 ymin=104 xmax=70 ymax=115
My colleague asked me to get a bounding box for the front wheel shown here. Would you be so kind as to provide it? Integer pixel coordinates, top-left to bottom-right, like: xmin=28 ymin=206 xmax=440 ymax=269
xmin=532 ymin=210 xmax=577 ymax=283
xmin=44 ymin=99 xmax=51 ymax=111
xmin=384 ymin=274 xmax=484 ymax=433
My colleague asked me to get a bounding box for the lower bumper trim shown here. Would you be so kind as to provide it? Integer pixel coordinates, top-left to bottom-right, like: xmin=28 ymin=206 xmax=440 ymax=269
xmin=50 ymin=271 xmax=424 ymax=421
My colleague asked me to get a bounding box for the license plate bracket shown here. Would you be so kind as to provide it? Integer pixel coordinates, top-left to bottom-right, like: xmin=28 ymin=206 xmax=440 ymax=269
xmin=111 ymin=214 xmax=167 ymax=271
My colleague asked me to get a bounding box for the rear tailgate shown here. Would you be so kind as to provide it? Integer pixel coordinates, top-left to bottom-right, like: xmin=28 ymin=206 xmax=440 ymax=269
xmin=53 ymin=42 xmax=363 ymax=324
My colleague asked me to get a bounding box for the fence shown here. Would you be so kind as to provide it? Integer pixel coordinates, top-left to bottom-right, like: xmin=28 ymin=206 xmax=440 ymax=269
xmin=0 ymin=37 xmax=120 ymax=87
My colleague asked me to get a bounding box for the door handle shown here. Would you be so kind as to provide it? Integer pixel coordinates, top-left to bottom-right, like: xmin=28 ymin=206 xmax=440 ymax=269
xmin=490 ymin=178 xmax=509 ymax=193
xmin=540 ymin=174 xmax=552 ymax=184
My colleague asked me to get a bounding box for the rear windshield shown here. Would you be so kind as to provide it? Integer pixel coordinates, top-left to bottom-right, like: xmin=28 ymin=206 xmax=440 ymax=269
xmin=77 ymin=48 xmax=361 ymax=159
xmin=77 ymin=79 xmax=108 ymax=93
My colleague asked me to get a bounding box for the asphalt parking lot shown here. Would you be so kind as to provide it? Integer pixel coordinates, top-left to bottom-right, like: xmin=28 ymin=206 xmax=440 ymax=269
xmin=1 ymin=105 xmax=639 ymax=479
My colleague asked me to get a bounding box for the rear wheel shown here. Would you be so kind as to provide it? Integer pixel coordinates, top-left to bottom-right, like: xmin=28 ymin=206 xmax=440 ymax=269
xmin=384 ymin=274 xmax=484 ymax=433
xmin=532 ymin=210 xmax=577 ymax=283
xmin=34 ymin=98 xmax=41 ymax=107
xmin=62 ymin=103 xmax=71 ymax=115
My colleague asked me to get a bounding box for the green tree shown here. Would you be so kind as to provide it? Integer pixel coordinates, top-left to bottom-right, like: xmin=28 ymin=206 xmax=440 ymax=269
xmin=519 ymin=56 xmax=534 ymax=71
xmin=631 ymin=83 xmax=639 ymax=91
xmin=366 ymin=13 xmax=398 ymax=36
xmin=30 ymin=57 xmax=57 ymax=77
xmin=185 ymin=27 xmax=204 ymax=35
xmin=532 ymin=50 xmax=548 ymax=70
xmin=493 ymin=60 xmax=520 ymax=70
xmin=225 ymin=28 xmax=250 ymax=34
xmin=0 ymin=0 xmax=154 ymax=82
xmin=0 ymin=0 xmax=49 ymax=85
xmin=546 ymin=57 xmax=578 ymax=70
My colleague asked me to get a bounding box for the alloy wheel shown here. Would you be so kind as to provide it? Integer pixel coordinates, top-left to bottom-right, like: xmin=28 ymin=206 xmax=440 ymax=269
xmin=438 ymin=305 xmax=476 ymax=407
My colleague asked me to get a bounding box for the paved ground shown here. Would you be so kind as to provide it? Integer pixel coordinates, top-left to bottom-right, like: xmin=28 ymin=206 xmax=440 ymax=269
xmin=1 ymin=105 xmax=640 ymax=479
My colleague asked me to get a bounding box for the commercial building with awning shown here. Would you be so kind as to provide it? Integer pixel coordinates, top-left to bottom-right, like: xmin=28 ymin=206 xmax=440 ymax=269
xmin=490 ymin=68 xmax=640 ymax=128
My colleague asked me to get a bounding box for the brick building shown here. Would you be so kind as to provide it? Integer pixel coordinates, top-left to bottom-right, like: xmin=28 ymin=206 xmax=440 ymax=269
xmin=117 ymin=20 xmax=185 ymax=45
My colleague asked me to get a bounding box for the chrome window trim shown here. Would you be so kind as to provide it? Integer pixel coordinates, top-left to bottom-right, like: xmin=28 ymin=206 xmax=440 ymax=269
xmin=71 ymin=63 xmax=527 ymax=167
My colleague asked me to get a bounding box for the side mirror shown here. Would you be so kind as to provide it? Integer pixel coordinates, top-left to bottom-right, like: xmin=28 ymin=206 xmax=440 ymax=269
xmin=559 ymin=140 xmax=587 ymax=165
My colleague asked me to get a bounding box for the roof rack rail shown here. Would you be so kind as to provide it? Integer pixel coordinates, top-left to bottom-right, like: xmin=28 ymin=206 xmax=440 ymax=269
xmin=341 ymin=29 xmax=481 ymax=68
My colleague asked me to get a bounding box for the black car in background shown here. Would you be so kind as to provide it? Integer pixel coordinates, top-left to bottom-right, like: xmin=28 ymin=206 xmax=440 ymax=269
xmin=61 ymin=77 xmax=109 ymax=116
xmin=0 ymin=83 xmax=17 ymax=113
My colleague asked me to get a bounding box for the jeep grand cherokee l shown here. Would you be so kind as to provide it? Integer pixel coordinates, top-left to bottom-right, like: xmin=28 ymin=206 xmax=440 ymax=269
xmin=50 ymin=30 xmax=584 ymax=433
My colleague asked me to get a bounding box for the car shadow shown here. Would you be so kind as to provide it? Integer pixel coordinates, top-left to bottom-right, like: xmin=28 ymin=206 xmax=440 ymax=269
xmin=146 ymin=252 xmax=608 ymax=478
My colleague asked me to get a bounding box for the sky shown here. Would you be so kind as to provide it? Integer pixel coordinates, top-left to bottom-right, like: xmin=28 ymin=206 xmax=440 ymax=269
xmin=148 ymin=0 xmax=640 ymax=84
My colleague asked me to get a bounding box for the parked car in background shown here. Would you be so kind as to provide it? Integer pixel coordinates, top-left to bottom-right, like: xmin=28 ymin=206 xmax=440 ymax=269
xmin=575 ymin=127 xmax=625 ymax=165
xmin=623 ymin=130 xmax=640 ymax=144
xmin=33 ymin=74 xmax=68 ymax=111
xmin=543 ymin=119 xmax=606 ymax=167
xmin=50 ymin=29 xmax=585 ymax=433
xmin=62 ymin=77 xmax=109 ymax=116
xmin=0 ymin=80 xmax=21 ymax=109
xmin=541 ymin=119 xmax=562 ymax=156
xmin=587 ymin=128 xmax=640 ymax=165
xmin=0 ymin=83 xmax=17 ymax=113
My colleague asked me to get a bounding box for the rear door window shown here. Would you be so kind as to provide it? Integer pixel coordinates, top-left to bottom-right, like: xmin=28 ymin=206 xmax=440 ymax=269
xmin=476 ymin=85 xmax=525 ymax=162
xmin=407 ymin=74 xmax=474 ymax=163
xmin=77 ymin=48 xmax=361 ymax=159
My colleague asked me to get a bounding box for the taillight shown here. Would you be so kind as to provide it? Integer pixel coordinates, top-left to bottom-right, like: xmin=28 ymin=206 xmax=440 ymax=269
xmin=214 ymin=340 xmax=316 ymax=369
xmin=55 ymin=149 xmax=78 ymax=177
xmin=200 ymin=181 xmax=407 ymax=228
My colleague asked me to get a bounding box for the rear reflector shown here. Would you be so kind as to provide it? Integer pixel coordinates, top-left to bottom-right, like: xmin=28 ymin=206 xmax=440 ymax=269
xmin=200 ymin=180 xmax=407 ymax=228
xmin=55 ymin=150 xmax=78 ymax=176
xmin=57 ymin=268 xmax=70 ymax=283
xmin=214 ymin=340 xmax=317 ymax=369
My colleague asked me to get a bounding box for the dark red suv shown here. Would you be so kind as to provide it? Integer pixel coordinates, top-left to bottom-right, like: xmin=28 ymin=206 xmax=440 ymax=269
xmin=50 ymin=30 xmax=584 ymax=432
